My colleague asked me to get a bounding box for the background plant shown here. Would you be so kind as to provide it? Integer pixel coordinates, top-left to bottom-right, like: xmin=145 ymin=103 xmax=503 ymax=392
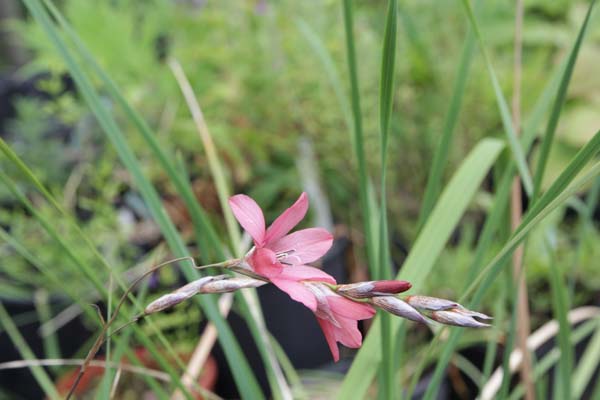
xmin=1 ymin=0 xmax=599 ymax=398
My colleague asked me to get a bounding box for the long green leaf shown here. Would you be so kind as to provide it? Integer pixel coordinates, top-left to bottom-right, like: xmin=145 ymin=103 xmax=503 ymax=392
xmin=40 ymin=0 xmax=220 ymax=262
xmin=572 ymin=320 xmax=600 ymax=399
xmin=460 ymin=0 xmax=533 ymax=196
xmin=425 ymin=148 xmax=600 ymax=400
xmin=417 ymin=3 xmax=596 ymax=393
xmin=547 ymin=245 xmax=572 ymax=400
xmin=377 ymin=1 xmax=397 ymax=397
xmin=533 ymin=0 xmax=596 ymax=198
xmin=22 ymin=0 xmax=264 ymax=397
xmin=0 ymin=302 xmax=60 ymax=400
xmin=507 ymin=317 xmax=600 ymax=400
xmin=295 ymin=19 xmax=352 ymax=135
xmin=342 ymin=0 xmax=376 ymax=274
xmin=337 ymin=138 xmax=505 ymax=399
xmin=417 ymin=8 xmax=476 ymax=230
xmin=0 ymin=169 xmax=196 ymax=398
xmin=168 ymin=58 xmax=289 ymax=399
xmin=40 ymin=4 xmax=282 ymax=395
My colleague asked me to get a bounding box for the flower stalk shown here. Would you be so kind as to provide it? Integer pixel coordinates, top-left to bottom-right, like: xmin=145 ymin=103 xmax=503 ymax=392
xmin=69 ymin=193 xmax=492 ymax=397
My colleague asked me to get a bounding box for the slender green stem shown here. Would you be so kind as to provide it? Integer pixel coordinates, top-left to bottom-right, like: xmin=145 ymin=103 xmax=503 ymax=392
xmin=532 ymin=0 xmax=596 ymax=199
xmin=417 ymin=10 xmax=476 ymax=231
xmin=342 ymin=0 xmax=376 ymax=272
xmin=378 ymin=0 xmax=398 ymax=398
xmin=0 ymin=302 xmax=61 ymax=400
xmin=461 ymin=0 xmax=533 ymax=196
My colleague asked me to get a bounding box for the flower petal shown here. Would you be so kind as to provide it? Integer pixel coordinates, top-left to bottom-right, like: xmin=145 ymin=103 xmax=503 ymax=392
xmin=249 ymin=248 xmax=282 ymax=278
xmin=269 ymin=228 xmax=333 ymax=265
xmin=334 ymin=316 xmax=363 ymax=349
xmin=328 ymin=296 xmax=376 ymax=320
xmin=277 ymin=265 xmax=337 ymax=284
xmin=271 ymin=278 xmax=317 ymax=311
xmin=229 ymin=194 xmax=266 ymax=246
xmin=317 ymin=318 xmax=340 ymax=362
xmin=264 ymin=192 xmax=309 ymax=244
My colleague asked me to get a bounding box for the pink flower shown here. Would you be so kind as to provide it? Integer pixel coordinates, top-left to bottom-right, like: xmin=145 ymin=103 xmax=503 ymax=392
xmin=228 ymin=192 xmax=334 ymax=283
xmin=229 ymin=192 xmax=375 ymax=360
xmin=304 ymin=282 xmax=375 ymax=361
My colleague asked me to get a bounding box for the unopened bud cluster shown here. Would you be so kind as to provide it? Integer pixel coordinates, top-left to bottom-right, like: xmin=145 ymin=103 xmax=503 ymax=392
xmin=144 ymin=273 xmax=491 ymax=329
xmin=336 ymin=283 xmax=492 ymax=329
xmin=144 ymin=275 xmax=266 ymax=315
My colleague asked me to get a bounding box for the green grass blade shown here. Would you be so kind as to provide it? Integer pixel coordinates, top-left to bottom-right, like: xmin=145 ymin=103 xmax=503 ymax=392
xmin=40 ymin=0 xmax=220 ymax=261
xmin=547 ymin=244 xmax=572 ymax=400
xmin=167 ymin=58 xmax=242 ymax=254
xmin=336 ymin=138 xmax=505 ymax=399
xmin=33 ymin=291 xmax=61 ymax=372
xmin=498 ymin=277 xmax=519 ymax=400
xmin=21 ymin=1 xmax=264 ymax=397
xmin=506 ymin=317 xmax=600 ymax=400
xmin=342 ymin=0 xmax=376 ymax=273
xmin=377 ymin=1 xmax=398 ymax=396
xmin=0 ymin=302 xmax=61 ymax=400
xmin=417 ymin=11 xmax=476 ymax=231
xmin=533 ymin=0 xmax=596 ymax=198
xmin=460 ymin=0 xmax=533 ymax=196
xmin=0 ymin=170 xmax=195 ymax=397
xmin=572 ymin=321 xmax=600 ymax=399
xmin=41 ymin=3 xmax=282 ymax=395
xmin=462 ymin=129 xmax=600 ymax=304
xmin=168 ymin=58 xmax=290 ymax=398
xmin=416 ymin=157 xmax=600 ymax=400
xmin=269 ymin=335 xmax=308 ymax=400
xmin=295 ymin=18 xmax=352 ymax=134
xmin=413 ymin=15 xmax=597 ymax=395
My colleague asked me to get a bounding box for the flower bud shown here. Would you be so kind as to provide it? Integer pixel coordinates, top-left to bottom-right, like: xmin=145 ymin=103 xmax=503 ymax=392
xmin=144 ymin=275 xmax=225 ymax=315
xmin=453 ymin=307 xmax=492 ymax=321
xmin=404 ymin=295 xmax=458 ymax=311
xmin=174 ymin=275 xmax=227 ymax=296
xmin=371 ymin=296 xmax=428 ymax=324
xmin=337 ymin=280 xmax=412 ymax=299
xmin=199 ymin=277 xmax=266 ymax=293
xmin=144 ymin=292 xmax=191 ymax=315
xmin=430 ymin=308 xmax=492 ymax=328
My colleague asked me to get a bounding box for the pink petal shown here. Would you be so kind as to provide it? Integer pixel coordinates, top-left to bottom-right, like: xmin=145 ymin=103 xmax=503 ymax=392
xmin=334 ymin=316 xmax=363 ymax=349
xmin=328 ymin=296 xmax=376 ymax=320
xmin=277 ymin=265 xmax=337 ymax=284
xmin=268 ymin=228 xmax=333 ymax=265
xmin=264 ymin=192 xmax=309 ymax=244
xmin=229 ymin=195 xmax=266 ymax=246
xmin=317 ymin=318 xmax=340 ymax=362
xmin=249 ymin=248 xmax=282 ymax=278
xmin=271 ymin=278 xmax=317 ymax=311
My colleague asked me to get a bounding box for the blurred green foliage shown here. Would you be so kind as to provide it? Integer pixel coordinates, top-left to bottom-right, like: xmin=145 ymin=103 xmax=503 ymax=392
xmin=2 ymin=0 xmax=600 ymax=365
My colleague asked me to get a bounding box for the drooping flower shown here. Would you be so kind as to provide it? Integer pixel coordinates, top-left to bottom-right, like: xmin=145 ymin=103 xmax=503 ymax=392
xmin=304 ymin=282 xmax=375 ymax=362
xmin=229 ymin=193 xmax=374 ymax=360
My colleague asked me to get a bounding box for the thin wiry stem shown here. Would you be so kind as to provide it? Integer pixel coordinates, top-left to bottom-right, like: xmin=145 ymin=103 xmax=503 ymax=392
xmin=170 ymin=294 xmax=232 ymax=400
xmin=0 ymin=358 xmax=223 ymax=400
xmin=510 ymin=1 xmax=535 ymax=398
xmin=66 ymin=256 xmax=227 ymax=399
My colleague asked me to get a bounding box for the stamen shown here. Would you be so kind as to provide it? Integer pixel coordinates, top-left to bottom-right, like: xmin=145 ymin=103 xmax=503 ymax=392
xmin=275 ymin=249 xmax=296 ymax=259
